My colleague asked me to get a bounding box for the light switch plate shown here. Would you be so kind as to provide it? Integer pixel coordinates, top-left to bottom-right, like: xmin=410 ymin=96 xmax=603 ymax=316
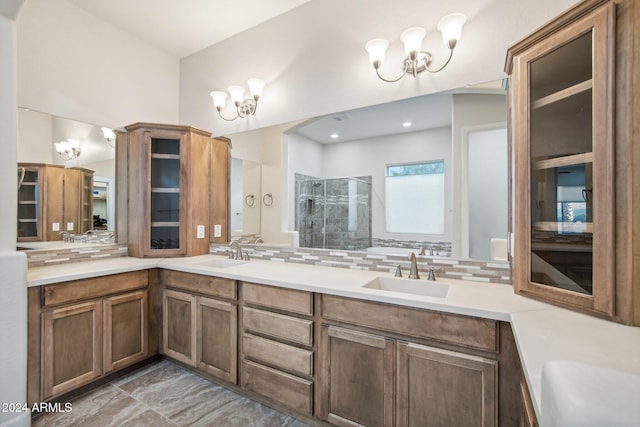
xmin=214 ymin=224 xmax=222 ymax=238
xmin=196 ymin=225 xmax=205 ymax=239
xmin=52 ymin=222 xmax=60 ymax=231
xmin=66 ymin=222 xmax=74 ymax=231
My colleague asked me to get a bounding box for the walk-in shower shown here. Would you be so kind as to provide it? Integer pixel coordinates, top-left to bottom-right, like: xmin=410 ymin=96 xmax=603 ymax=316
xmin=296 ymin=176 xmax=372 ymax=250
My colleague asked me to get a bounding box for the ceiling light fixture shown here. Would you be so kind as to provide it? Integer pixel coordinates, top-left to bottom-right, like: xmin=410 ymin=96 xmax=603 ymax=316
xmin=330 ymin=133 xmax=339 ymax=139
xmin=102 ymin=127 xmax=116 ymax=148
xmin=210 ymin=78 xmax=266 ymax=121
xmin=402 ymin=121 xmax=412 ymax=127
xmin=365 ymin=13 xmax=466 ymax=83
xmin=54 ymin=139 xmax=81 ymax=160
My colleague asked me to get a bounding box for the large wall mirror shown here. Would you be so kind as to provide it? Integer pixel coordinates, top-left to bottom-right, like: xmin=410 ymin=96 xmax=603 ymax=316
xmin=230 ymin=80 xmax=508 ymax=261
xmin=17 ymin=108 xmax=117 ymax=247
xmin=16 ymin=80 xmax=508 ymax=262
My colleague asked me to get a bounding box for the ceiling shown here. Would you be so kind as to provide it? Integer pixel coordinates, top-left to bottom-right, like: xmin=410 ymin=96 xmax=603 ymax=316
xmin=68 ymin=0 xmax=313 ymax=58
xmin=290 ymin=81 xmax=505 ymax=144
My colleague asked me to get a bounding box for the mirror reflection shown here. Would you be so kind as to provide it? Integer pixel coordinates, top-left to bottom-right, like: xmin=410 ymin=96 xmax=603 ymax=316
xmin=230 ymin=158 xmax=262 ymax=240
xmin=281 ymin=81 xmax=508 ymax=260
xmin=17 ymin=108 xmax=116 ymax=244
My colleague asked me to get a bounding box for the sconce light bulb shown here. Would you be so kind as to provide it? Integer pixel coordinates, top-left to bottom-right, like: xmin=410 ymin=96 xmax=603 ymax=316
xmin=247 ymin=78 xmax=265 ymax=101
xmin=437 ymin=13 xmax=466 ymax=49
xmin=400 ymin=27 xmax=426 ymax=57
xmin=365 ymin=38 xmax=389 ymax=66
xmin=227 ymin=85 xmax=246 ymax=105
xmin=210 ymin=91 xmax=228 ymax=109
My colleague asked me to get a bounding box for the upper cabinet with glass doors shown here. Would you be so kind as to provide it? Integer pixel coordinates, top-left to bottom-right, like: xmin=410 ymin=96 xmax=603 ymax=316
xmin=506 ymin=0 xmax=640 ymax=325
xmin=117 ymin=123 xmax=230 ymax=258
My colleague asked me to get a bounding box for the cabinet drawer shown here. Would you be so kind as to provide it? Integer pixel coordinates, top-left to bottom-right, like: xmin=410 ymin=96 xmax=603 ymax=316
xmin=242 ymin=282 xmax=312 ymax=316
xmin=42 ymin=271 xmax=148 ymax=307
xmin=243 ymin=307 xmax=313 ymax=346
xmin=243 ymin=333 xmax=313 ymax=377
xmin=161 ymin=270 xmax=236 ymax=300
xmin=242 ymin=360 xmax=313 ymax=415
xmin=322 ymin=295 xmax=498 ymax=352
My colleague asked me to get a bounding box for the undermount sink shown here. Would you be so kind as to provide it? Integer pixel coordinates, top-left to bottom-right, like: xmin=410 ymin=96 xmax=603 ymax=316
xmin=192 ymin=258 xmax=248 ymax=268
xmin=363 ymin=276 xmax=449 ymax=298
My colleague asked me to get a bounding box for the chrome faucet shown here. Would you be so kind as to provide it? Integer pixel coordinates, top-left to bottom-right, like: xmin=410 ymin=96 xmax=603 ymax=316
xmin=229 ymin=241 xmax=243 ymax=260
xmin=408 ymin=252 xmax=420 ymax=280
xmin=59 ymin=231 xmax=71 ymax=243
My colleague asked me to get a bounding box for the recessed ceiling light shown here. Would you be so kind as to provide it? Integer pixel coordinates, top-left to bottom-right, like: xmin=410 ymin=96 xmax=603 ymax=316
xmin=402 ymin=121 xmax=412 ymax=127
xmin=330 ymin=133 xmax=339 ymax=139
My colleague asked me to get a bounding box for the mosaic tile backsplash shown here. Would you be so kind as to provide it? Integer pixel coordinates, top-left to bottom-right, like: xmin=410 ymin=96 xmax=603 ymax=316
xmin=211 ymin=244 xmax=511 ymax=285
xmin=24 ymin=244 xmax=128 ymax=267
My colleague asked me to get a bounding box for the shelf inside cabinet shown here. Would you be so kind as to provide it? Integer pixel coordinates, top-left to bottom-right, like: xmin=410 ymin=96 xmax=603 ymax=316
xmin=533 ymin=152 xmax=593 ymax=170
xmin=532 ymin=79 xmax=592 ymax=109
xmin=533 ymin=221 xmax=593 ymax=234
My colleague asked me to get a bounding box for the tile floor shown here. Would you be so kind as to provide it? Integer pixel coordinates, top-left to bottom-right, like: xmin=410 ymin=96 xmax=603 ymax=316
xmin=32 ymin=360 xmax=312 ymax=427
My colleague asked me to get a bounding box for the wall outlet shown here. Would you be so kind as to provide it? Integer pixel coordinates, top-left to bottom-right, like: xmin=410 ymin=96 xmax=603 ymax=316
xmin=214 ymin=224 xmax=222 ymax=238
xmin=196 ymin=225 xmax=205 ymax=239
xmin=66 ymin=222 xmax=74 ymax=231
xmin=52 ymin=222 xmax=60 ymax=231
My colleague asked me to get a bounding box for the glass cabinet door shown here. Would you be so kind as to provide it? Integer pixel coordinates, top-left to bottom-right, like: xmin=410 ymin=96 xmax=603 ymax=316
xmin=17 ymin=167 xmax=41 ymax=240
xmin=150 ymin=137 xmax=181 ymax=250
xmin=512 ymin=3 xmax=615 ymax=315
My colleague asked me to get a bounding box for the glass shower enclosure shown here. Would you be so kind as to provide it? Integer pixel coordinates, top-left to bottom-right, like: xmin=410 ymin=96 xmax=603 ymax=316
xmin=296 ymin=176 xmax=371 ymax=250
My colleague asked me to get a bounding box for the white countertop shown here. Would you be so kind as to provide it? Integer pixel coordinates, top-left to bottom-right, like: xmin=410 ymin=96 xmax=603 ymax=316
xmin=27 ymin=254 xmax=640 ymax=423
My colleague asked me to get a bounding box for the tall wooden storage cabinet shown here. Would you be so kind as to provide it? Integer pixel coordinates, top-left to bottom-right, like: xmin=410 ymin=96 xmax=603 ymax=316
xmin=116 ymin=123 xmax=230 ymax=257
xmin=505 ymin=0 xmax=640 ymax=325
xmin=17 ymin=163 xmax=94 ymax=241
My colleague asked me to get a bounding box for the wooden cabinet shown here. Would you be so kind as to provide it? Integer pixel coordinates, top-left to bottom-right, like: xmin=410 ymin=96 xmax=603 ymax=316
xmin=396 ymin=342 xmax=497 ymax=427
xmin=319 ymin=295 xmax=512 ymax=427
xmin=506 ymin=0 xmax=640 ymax=325
xmin=103 ymin=290 xmax=149 ymax=373
xmin=520 ymin=380 xmax=539 ymax=427
xmin=161 ymin=271 xmax=237 ymax=384
xmin=116 ymin=123 xmax=230 ymax=257
xmin=240 ymin=282 xmax=315 ymax=415
xmin=41 ymin=301 xmax=102 ymax=398
xmin=29 ymin=271 xmax=152 ymax=402
xmin=318 ymin=325 xmax=394 ymax=427
xmin=17 ymin=164 xmax=94 ymax=241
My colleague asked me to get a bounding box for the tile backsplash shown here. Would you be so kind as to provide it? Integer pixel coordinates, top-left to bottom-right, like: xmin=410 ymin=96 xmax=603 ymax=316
xmin=25 ymin=244 xmax=128 ymax=267
xmin=211 ymin=244 xmax=510 ymax=285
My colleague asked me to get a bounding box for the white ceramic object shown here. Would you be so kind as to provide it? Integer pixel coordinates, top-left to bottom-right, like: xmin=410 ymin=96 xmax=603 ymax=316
xmin=363 ymin=276 xmax=449 ymax=298
xmin=541 ymin=360 xmax=640 ymax=427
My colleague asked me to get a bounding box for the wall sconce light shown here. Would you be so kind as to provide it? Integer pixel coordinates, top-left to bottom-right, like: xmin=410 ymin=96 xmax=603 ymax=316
xmin=365 ymin=12 xmax=466 ymax=83
xmin=210 ymin=78 xmax=266 ymax=121
xmin=54 ymin=139 xmax=81 ymax=160
xmin=101 ymin=127 xmax=116 ymax=148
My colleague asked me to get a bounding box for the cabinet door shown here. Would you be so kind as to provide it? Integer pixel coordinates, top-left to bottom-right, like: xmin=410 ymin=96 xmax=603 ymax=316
xmin=41 ymin=301 xmax=102 ymax=398
xmin=162 ymin=289 xmax=196 ymax=366
xmin=318 ymin=325 xmax=394 ymax=427
xmin=17 ymin=165 xmax=43 ymax=241
xmin=196 ymin=296 xmax=237 ymax=383
xmin=396 ymin=342 xmax=497 ymax=427
xmin=103 ymin=290 xmax=149 ymax=373
xmin=511 ymin=3 xmax=615 ymax=316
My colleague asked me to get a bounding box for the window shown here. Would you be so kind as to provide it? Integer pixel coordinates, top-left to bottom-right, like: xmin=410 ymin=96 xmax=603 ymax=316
xmin=385 ymin=160 xmax=445 ymax=234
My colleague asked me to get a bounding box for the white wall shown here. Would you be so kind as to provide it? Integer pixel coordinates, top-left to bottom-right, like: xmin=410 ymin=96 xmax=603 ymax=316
xmin=468 ymin=127 xmax=508 ymax=259
xmin=0 ymin=6 xmax=29 ymax=427
xmin=17 ymin=108 xmax=52 ymax=163
xmin=451 ymin=93 xmax=507 ymax=257
xmin=322 ymin=128 xmax=453 ymax=243
xmin=17 ymin=0 xmax=180 ymax=129
xmin=179 ymin=0 xmax=579 ymax=137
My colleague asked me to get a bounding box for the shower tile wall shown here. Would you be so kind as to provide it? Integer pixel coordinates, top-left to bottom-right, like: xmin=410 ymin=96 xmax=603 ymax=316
xmin=296 ymin=175 xmax=372 ymax=251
